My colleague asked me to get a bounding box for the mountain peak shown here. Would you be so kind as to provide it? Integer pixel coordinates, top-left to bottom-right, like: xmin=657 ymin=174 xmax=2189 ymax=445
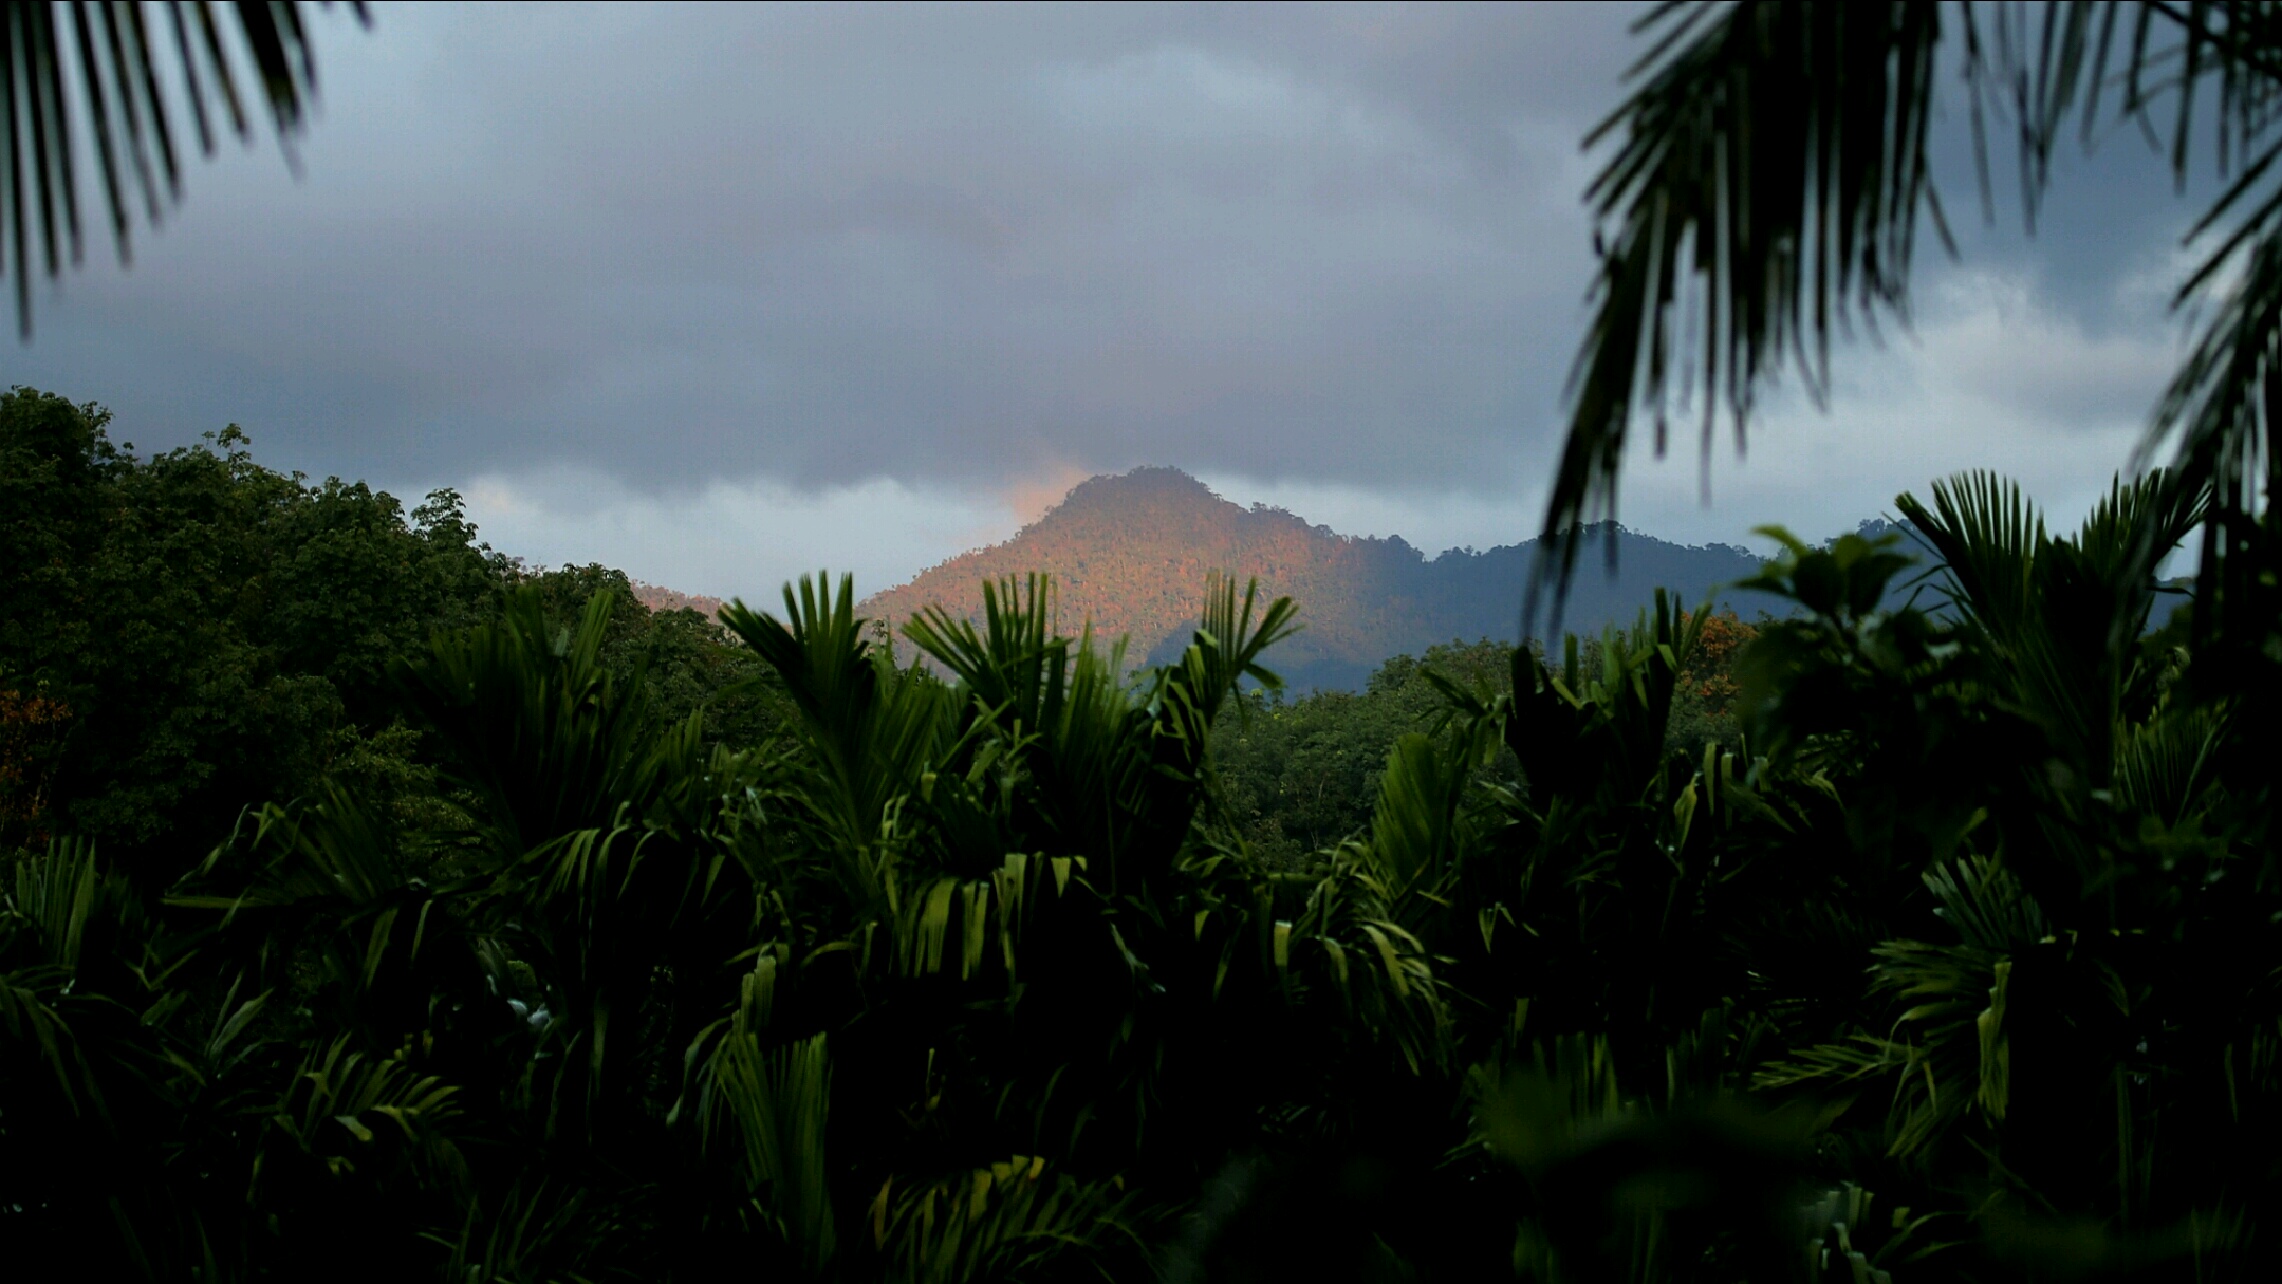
xmin=1029 ymin=466 xmax=1225 ymax=528
xmin=861 ymin=468 xmax=1761 ymax=690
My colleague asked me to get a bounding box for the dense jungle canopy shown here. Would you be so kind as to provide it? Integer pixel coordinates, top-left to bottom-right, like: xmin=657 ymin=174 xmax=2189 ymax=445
xmin=5 ymin=377 xmax=2276 ymax=1282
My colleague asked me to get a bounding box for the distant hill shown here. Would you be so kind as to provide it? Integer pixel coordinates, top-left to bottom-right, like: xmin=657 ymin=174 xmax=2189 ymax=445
xmin=630 ymin=581 xmax=725 ymax=618
xmin=857 ymin=467 xmax=1768 ymax=691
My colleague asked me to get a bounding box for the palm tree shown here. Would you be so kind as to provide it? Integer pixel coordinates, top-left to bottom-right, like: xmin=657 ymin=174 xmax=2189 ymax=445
xmin=0 ymin=1 xmax=359 ymax=336
xmin=1541 ymin=1 xmax=2282 ymax=628
xmin=5 ymin=569 xmax=1457 ymax=1280
xmin=1742 ymin=472 xmax=2278 ymax=1279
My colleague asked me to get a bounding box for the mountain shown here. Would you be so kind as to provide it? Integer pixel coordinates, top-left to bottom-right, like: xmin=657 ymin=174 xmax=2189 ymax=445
xmin=630 ymin=581 xmax=725 ymax=619
xmin=856 ymin=467 xmax=1767 ymax=691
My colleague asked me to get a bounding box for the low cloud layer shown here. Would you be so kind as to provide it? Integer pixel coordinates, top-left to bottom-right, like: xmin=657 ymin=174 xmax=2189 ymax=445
xmin=3 ymin=2 xmax=2225 ymax=600
xmin=458 ymin=259 xmax=2188 ymax=603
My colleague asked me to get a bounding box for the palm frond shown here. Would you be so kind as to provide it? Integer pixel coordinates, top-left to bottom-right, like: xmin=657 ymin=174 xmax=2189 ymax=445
xmin=1362 ymin=731 xmax=1472 ymax=899
xmin=0 ymin=2 xmax=364 ymax=336
xmin=8 ymin=834 xmax=102 ymax=966
xmin=253 ymin=1035 xmax=471 ymax=1206
xmin=1896 ymin=472 xmax=2046 ymax=637
xmin=725 ymin=574 xmax=954 ymax=896
xmin=867 ymin=1154 xmax=1141 ymax=1284
xmin=1187 ymin=571 xmax=1299 ymax=710
xmin=1924 ymin=854 xmax=2050 ymax=952
xmin=1899 ymin=469 xmax=2201 ymax=785
xmin=1541 ymin=1 xmax=2282 ymax=619
xmin=1284 ymin=860 xmax=1448 ymax=1070
xmin=393 ymin=585 xmax=667 ymax=852
xmin=2072 ymin=466 xmax=2208 ymax=598
xmin=1538 ymin=0 xmax=1949 ymax=615
xmin=433 ymin=1179 xmax=606 ymax=1284
xmin=903 ymin=574 xmax=1162 ymax=871
xmin=2114 ymin=698 xmax=2231 ymax=826
xmin=2152 ymin=208 xmax=2282 ymax=555
xmin=0 ymin=962 xmax=98 ymax=1109
xmin=694 ymin=1031 xmax=837 ymax=1273
xmin=168 ymin=778 xmax=408 ymax=918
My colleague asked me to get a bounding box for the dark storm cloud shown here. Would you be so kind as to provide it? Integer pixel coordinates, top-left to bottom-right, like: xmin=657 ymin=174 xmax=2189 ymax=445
xmin=2 ymin=2 xmax=2220 ymax=603
xmin=10 ymin=1 xmax=1642 ymax=496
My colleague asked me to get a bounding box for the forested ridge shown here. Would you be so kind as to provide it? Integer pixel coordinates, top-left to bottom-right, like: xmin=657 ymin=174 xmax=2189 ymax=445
xmin=8 ymin=382 xmax=2278 ymax=1282
xmin=630 ymin=583 xmax=728 ymax=620
xmin=860 ymin=467 xmax=1767 ymax=690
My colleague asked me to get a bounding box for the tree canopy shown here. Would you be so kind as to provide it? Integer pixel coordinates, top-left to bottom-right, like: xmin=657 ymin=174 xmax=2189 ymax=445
xmin=8 ymin=387 xmax=2278 ymax=1280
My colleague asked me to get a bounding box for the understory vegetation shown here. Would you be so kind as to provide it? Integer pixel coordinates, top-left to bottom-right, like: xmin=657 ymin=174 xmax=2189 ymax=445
xmin=7 ymin=386 xmax=2277 ymax=1282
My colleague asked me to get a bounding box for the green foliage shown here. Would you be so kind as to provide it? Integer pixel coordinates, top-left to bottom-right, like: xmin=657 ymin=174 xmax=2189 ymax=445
xmin=0 ymin=389 xmax=779 ymax=875
xmin=1210 ymin=637 xmax=1519 ymax=869
xmin=519 ymin=560 xmax=787 ymax=752
xmin=0 ymin=389 xmax=507 ymax=862
xmin=8 ymin=393 xmax=2282 ymax=1280
xmin=867 ymin=1154 xmax=1141 ymax=1284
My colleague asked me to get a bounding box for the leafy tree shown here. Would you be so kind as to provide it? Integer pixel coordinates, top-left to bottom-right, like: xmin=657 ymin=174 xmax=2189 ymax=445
xmin=1210 ymin=638 xmax=1515 ymax=868
xmin=0 ymin=388 xmax=505 ymax=865
xmin=1 ymin=389 xmax=789 ymax=874
xmin=514 ymin=560 xmax=789 ymax=752
xmin=1666 ymin=608 xmax=1759 ymax=760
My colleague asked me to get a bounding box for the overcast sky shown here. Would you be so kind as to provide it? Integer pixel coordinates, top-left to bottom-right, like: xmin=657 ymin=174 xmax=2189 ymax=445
xmin=4 ymin=2 xmax=2219 ymax=601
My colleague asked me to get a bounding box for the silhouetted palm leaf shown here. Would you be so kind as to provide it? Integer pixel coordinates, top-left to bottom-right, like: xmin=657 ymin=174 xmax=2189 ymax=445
xmin=724 ymin=573 xmax=955 ymax=907
xmin=0 ymin=2 xmax=364 ymax=335
xmin=1544 ymin=1 xmax=2282 ymax=619
xmin=1540 ymin=0 xmax=1950 ymax=614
